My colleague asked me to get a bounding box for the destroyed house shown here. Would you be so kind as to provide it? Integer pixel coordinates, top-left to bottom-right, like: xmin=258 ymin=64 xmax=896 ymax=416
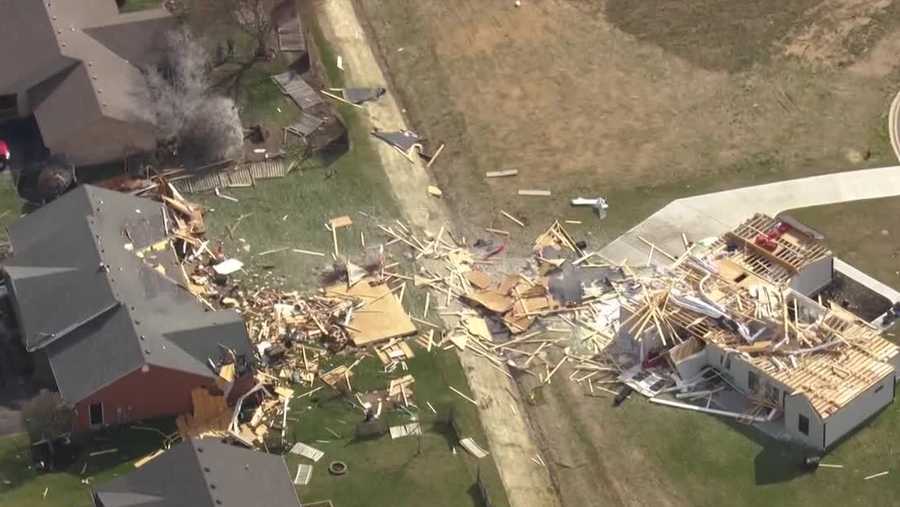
xmin=91 ymin=437 xmax=302 ymax=507
xmin=617 ymin=214 xmax=900 ymax=451
xmin=0 ymin=0 xmax=173 ymax=166
xmin=3 ymin=185 xmax=252 ymax=432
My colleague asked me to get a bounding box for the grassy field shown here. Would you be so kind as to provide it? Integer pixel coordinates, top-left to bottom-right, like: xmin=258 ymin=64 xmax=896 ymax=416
xmin=789 ymin=196 xmax=900 ymax=291
xmin=118 ymin=0 xmax=161 ymax=13
xmin=0 ymin=421 xmax=175 ymax=507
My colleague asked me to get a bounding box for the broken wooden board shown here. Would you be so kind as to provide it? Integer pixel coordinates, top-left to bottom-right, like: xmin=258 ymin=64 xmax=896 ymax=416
xmin=462 ymin=290 xmax=515 ymax=314
xmin=176 ymin=388 xmax=231 ymax=439
xmin=465 ymin=270 xmax=494 ymax=290
xmin=329 ymin=215 xmax=353 ymax=229
xmin=325 ymin=279 xmax=417 ymax=346
xmin=485 ymin=170 xmax=518 ymax=178
xmin=462 ymin=317 xmax=493 ymax=341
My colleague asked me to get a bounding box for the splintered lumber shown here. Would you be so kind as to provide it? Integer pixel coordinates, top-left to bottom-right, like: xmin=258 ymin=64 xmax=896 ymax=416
xmin=449 ymin=385 xmax=478 ymax=406
xmin=325 ymin=279 xmax=416 ymax=346
xmin=293 ymin=248 xmax=326 ymax=257
xmin=500 ymin=210 xmax=525 ymax=228
xmin=649 ymin=398 xmax=769 ymax=422
xmin=864 ymin=471 xmax=889 ymax=480
xmin=426 ymin=143 xmax=445 ymax=168
xmin=486 ymin=170 xmax=518 ymax=178
xmin=518 ymin=189 xmax=551 ymax=197
xmin=329 ymin=215 xmax=353 ymax=229
xmin=320 ymin=89 xmax=364 ymax=109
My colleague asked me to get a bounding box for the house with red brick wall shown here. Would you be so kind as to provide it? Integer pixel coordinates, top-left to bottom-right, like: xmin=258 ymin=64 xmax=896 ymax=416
xmin=3 ymin=185 xmax=253 ymax=432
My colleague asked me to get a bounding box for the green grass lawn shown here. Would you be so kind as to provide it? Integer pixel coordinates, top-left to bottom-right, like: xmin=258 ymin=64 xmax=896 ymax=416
xmin=787 ymin=196 xmax=900 ymax=291
xmin=0 ymin=421 xmax=174 ymax=507
xmin=580 ymin=394 xmax=900 ymax=506
xmin=288 ymin=348 xmax=505 ymax=507
xmin=118 ymin=0 xmax=161 ymax=13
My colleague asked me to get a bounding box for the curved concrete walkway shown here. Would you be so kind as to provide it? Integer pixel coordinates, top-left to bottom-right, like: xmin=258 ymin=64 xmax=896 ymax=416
xmin=601 ymin=165 xmax=900 ymax=270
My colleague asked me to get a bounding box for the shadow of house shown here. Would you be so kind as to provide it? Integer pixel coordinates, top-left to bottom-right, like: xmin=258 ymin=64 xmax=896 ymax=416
xmin=2 ymin=185 xmax=253 ymax=433
xmin=0 ymin=1 xmax=174 ymax=168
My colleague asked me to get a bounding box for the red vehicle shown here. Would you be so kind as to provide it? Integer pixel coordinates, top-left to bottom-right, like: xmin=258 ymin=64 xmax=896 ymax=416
xmin=0 ymin=139 xmax=9 ymax=170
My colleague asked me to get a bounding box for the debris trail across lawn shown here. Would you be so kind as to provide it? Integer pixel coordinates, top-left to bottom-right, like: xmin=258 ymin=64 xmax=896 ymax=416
xmin=315 ymin=2 xmax=561 ymax=506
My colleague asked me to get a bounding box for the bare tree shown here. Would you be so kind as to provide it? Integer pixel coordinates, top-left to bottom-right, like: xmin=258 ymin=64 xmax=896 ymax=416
xmin=143 ymin=28 xmax=244 ymax=167
xmin=22 ymin=390 xmax=73 ymax=444
xmin=231 ymin=0 xmax=275 ymax=59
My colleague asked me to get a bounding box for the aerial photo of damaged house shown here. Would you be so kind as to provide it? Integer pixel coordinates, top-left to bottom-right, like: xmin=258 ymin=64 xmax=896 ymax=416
xmin=614 ymin=214 xmax=899 ymax=452
xmin=4 ymin=1 xmax=900 ymax=506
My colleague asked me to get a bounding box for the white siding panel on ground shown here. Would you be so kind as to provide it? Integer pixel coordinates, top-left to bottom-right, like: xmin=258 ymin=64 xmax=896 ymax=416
xmin=823 ymin=372 xmax=895 ymax=449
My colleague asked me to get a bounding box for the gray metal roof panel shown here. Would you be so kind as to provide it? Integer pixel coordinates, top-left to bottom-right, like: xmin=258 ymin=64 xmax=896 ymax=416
xmin=94 ymin=438 xmax=301 ymax=507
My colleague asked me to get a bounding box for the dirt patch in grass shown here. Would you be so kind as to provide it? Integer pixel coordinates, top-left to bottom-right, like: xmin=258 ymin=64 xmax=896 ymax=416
xmin=604 ymin=0 xmax=821 ymax=72
xmin=356 ymin=0 xmax=900 ymax=249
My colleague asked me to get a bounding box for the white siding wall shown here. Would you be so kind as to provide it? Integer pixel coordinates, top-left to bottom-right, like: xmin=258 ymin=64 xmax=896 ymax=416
xmin=823 ymin=372 xmax=895 ymax=448
xmin=673 ymin=351 xmax=707 ymax=381
xmin=790 ymin=256 xmax=834 ymax=297
xmin=784 ymin=394 xmax=825 ymax=450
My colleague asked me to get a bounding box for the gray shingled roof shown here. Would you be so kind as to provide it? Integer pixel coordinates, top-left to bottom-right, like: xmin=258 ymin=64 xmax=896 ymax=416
xmin=0 ymin=0 xmax=173 ymax=166
xmin=4 ymin=186 xmax=252 ymax=404
xmin=92 ymin=438 xmax=302 ymax=507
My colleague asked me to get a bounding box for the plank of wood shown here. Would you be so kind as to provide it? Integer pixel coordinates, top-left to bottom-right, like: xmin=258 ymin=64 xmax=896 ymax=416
xmin=320 ymin=89 xmax=363 ymax=109
xmin=518 ymin=189 xmax=551 ymax=197
xmin=500 ymin=210 xmax=525 ymax=228
xmin=329 ymin=215 xmax=353 ymax=228
xmin=426 ymin=143 xmax=445 ymax=168
xmin=486 ymin=170 xmax=518 ymax=178
xmin=293 ymin=248 xmax=326 ymax=257
xmin=449 ymin=385 xmax=478 ymax=406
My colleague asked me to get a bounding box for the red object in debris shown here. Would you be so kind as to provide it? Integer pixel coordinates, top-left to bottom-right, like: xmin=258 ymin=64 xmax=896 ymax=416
xmin=775 ymin=222 xmax=790 ymax=234
xmin=0 ymin=140 xmax=9 ymax=161
xmin=754 ymin=235 xmax=778 ymax=251
xmin=483 ymin=242 xmax=506 ymax=259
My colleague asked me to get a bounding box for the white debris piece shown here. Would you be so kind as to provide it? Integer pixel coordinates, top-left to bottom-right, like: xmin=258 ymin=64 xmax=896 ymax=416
xmin=294 ymin=464 xmax=314 ymax=485
xmin=459 ymin=437 xmax=489 ymax=459
xmin=389 ymin=422 xmax=422 ymax=439
xmin=213 ymin=258 xmax=244 ymax=275
xmin=290 ymin=442 xmax=325 ymax=462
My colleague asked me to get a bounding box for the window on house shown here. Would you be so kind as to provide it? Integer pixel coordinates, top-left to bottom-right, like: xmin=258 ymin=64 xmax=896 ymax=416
xmin=89 ymin=402 xmax=103 ymax=427
xmin=748 ymin=371 xmax=759 ymax=392
xmin=0 ymin=94 xmax=16 ymax=119
xmin=798 ymin=414 xmax=809 ymax=436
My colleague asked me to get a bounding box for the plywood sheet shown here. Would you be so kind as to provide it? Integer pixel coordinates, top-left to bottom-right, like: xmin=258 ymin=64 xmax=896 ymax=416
xmin=325 ymin=280 xmax=417 ymax=346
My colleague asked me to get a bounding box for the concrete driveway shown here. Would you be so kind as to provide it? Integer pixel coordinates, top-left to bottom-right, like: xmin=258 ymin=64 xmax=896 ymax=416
xmin=601 ymin=165 xmax=900 ymax=269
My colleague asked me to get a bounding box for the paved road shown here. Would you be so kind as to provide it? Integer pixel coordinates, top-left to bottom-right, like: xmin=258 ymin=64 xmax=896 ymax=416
xmin=316 ymin=2 xmax=561 ymax=507
xmin=601 ymin=165 xmax=900 ymax=272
